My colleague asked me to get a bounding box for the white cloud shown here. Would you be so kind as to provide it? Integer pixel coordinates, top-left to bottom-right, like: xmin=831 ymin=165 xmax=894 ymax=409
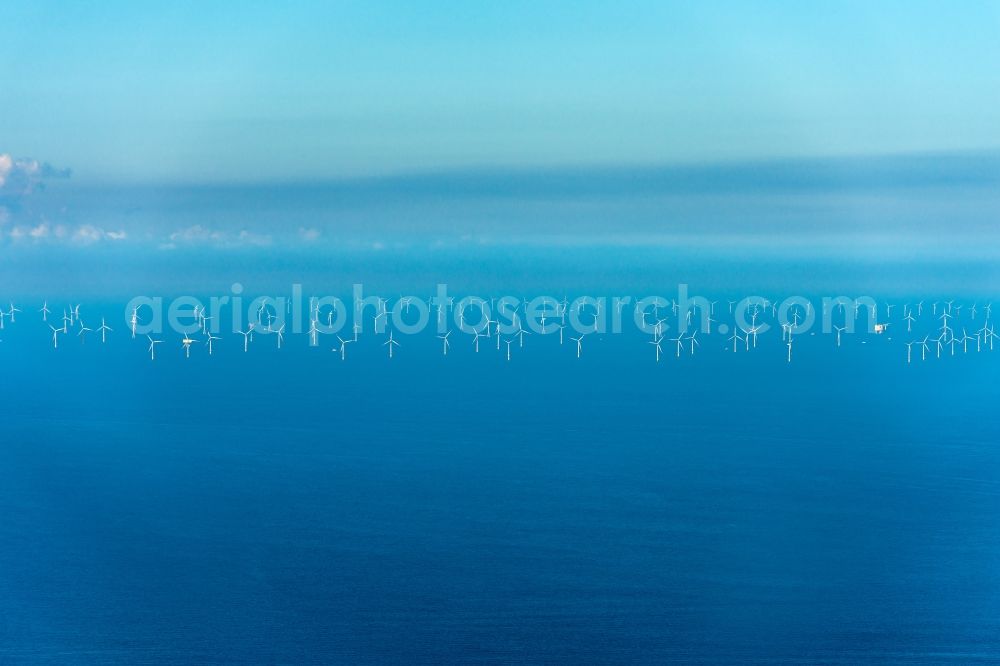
xmin=169 ymin=225 xmax=225 ymax=244
xmin=237 ymin=229 xmax=272 ymax=246
xmin=299 ymin=227 xmax=321 ymax=242
xmin=0 ymin=153 xmax=71 ymax=197
xmin=3 ymin=222 xmax=124 ymax=245
xmin=162 ymin=225 xmax=272 ymax=249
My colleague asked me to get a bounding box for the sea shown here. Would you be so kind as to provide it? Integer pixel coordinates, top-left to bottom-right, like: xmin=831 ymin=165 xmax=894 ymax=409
xmin=2 ymin=286 xmax=999 ymax=664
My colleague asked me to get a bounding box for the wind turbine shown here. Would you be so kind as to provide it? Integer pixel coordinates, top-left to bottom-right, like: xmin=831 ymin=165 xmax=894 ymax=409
xmin=7 ymin=303 xmax=20 ymax=323
xmin=687 ymin=330 xmax=700 ymax=355
xmin=49 ymin=324 xmax=60 ymax=349
xmin=649 ymin=334 xmax=663 ymax=362
xmin=728 ymin=330 xmax=743 ymax=353
xmin=670 ymin=333 xmax=684 ymax=358
xmin=97 ymin=318 xmax=112 ymax=343
xmin=570 ymin=334 xmax=585 ymax=358
xmin=205 ymin=333 xmax=221 ymax=355
xmin=238 ymin=324 xmax=254 ymax=352
xmin=959 ymin=329 xmax=974 ymax=354
xmin=276 ymin=324 xmax=286 ymax=349
xmin=437 ymin=330 xmax=451 ymax=355
xmin=78 ymin=320 xmax=92 ymax=344
xmin=147 ymin=335 xmax=162 ymax=361
xmin=515 ymin=323 xmax=531 ymax=348
xmin=39 ymin=301 xmax=50 ymax=322
xmin=834 ymin=325 xmax=846 ymax=347
xmin=383 ymin=330 xmax=400 ymax=358
xmin=919 ymin=336 xmax=930 ymax=361
xmin=181 ymin=333 xmax=198 ymax=358
xmin=335 ymin=336 xmax=351 ymax=360
xmin=904 ymin=312 xmax=915 ymax=332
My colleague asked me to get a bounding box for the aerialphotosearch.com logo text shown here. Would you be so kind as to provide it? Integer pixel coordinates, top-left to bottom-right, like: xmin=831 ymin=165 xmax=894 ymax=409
xmin=124 ymin=283 xmax=886 ymax=338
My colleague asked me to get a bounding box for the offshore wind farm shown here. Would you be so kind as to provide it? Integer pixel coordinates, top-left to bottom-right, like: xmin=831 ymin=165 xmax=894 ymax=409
xmin=4 ymin=295 xmax=998 ymax=367
xmin=4 ymin=2 xmax=1000 ymax=663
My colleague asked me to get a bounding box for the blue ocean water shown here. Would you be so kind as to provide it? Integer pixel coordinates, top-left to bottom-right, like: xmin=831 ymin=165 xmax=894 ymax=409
xmin=2 ymin=300 xmax=999 ymax=663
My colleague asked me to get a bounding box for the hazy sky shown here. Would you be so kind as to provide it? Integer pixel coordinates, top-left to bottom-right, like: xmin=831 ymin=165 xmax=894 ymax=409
xmin=2 ymin=1 xmax=999 ymax=183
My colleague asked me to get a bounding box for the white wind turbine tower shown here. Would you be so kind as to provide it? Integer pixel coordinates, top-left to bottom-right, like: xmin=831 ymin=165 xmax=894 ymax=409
xmin=834 ymin=325 xmax=846 ymax=347
xmin=181 ymin=333 xmax=198 ymax=358
xmin=905 ymin=311 xmax=915 ymax=332
xmin=934 ymin=332 xmax=946 ymax=359
xmin=98 ymin=318 xmax=112 ymax=343
xmin=383 ymin=330 xmax=400 ymax=358
xmin=974 ymin=324 xmax=987 ymax=352
xmin=728 ymin=330 xmax=743 ymax=353
xmin=276 ymin=324 xmax=286 ymax=349
xmin=786 ymin=338 xmax=793 ymax=363
xmin=570 ymin=333 xmax=585 ymax=358
xmin=130 ymin=307 xmax=139 ymax=338
xmin=39 ymin=301 xmax=50 ymax=322
xmin=49 ymin=324 xmax=60 ymax=349
xmin=556 ymin=324 xmax=565 ymax=345
xmin=670 ymin=333 xmax=684 ymax=358
xmin=515 ymin=323 xmax=531 ymax=348
xmin=78 ymin=320 xmax=92 ymax=344
xmin=147 ymin=335 xmax=162 ymax=361
xmin=205 ymin=333 xmax=221 ymax=355
xmin=438 ymin=330 xmax=451 ymax=355
xmin=505 ymin=337 xmax=514 ymax=361
xmin=959 ymin=329 xmax=973 ymax=354
xmin=649 ymin=334 xmax=663 ymax=362
xmin=335 ymin=336 xmax=351 ymax=360
xmin=472 ymin=329 xmax=483 ymax=352
xmin=238 ymin=324 xmax=254 ymax=352
xmin=905 ymin=341 xmax=915 ymax=364
xmin=8 ymin=302 xmax=21 ymax=323
xmin=919 ymin=336 xmax=930 ymax=361
xmin=687 ymin=330 xmax=699 ymax=355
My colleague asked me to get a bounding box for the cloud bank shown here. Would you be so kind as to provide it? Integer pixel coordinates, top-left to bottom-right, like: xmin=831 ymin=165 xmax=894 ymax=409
xmin=0 ymin=154 xmax=71 ymax=198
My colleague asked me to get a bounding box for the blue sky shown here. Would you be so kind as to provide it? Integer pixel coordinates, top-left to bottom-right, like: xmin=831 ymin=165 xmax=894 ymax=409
xmin=2 ymin=1 xmax=998 ymax=183
xmin=1 ymin=1 xmax=999 ymax=298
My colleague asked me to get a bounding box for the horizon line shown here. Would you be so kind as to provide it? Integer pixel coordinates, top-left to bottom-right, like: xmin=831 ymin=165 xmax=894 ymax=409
xmin=55 ymin=147 xmax=1000 ymax=190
